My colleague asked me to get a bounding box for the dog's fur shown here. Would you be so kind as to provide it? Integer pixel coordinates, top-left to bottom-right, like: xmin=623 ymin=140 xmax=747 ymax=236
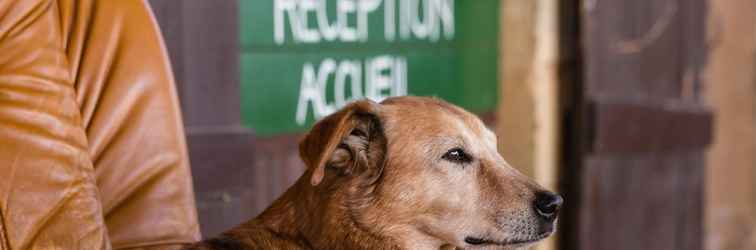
xmin=185 ymin=96 xmax=559 ymax=250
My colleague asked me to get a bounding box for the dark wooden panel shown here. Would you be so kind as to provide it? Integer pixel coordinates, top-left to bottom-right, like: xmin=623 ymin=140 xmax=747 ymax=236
xmin=636 ymin=0 xmax=683 ymax=98
xmin=250 ymin=135 xmax=307 ymax=210
xmin=582 ymin=0 xmax=688 ymax=100
xmin=557 ymin=0 xmax=584 ymax=249
xmin=150 ymin=0 xmax=265 ymax=237
xmin=567 ymin=0 xmax=709 ymax=249
xmin=180 ymin=0 xmax=241 ymax=127
xmin=149 ymin=0 xmax=184 ymax=89
xmin=679 ymin=0 xmax=707 ymax=100
xmin=188 ymin=130 xmax=257 ymax=192
xmin=677 ymin=152 xmax=704 ymax=250
xmin=582 ymin=0 xmax=640 ymax=98
xmin=194 ymin=186 xmax=256 ymax=238
xmin=188 ymin=131 xmax=305 ymax=237
xmin=588 ymin=99 xmax=712 ymax=153
xmin=579 ymin=152 xmax=703 ymax=250
xmin=187 ymin=130 xmax=258 ymax=237
xmin=150 ymin=0 xmax=241 ymax=127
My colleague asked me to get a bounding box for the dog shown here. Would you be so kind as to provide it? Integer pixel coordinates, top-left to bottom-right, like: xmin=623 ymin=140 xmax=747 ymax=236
xmin=185 ymin=96 xmax=562 ymax=250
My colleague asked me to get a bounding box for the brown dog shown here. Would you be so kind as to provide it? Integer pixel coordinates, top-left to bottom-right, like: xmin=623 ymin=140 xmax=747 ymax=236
xmin=185 ymin=96 xmax=562 ymax=250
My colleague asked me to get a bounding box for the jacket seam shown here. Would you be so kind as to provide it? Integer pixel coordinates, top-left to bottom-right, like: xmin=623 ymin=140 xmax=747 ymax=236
xmin=112 ymin=238 xmax=197 ymax=250
xmin=0 ymin=209 xmax=9 ymax=250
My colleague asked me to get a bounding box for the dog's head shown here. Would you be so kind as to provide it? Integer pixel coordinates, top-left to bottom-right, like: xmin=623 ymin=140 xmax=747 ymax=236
xmin=299 ymin=96 xmax=562 ymax=249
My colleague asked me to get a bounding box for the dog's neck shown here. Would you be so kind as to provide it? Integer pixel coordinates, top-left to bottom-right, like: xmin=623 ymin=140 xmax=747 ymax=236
xmin=254 ymin=175 xmax=402 ymax=250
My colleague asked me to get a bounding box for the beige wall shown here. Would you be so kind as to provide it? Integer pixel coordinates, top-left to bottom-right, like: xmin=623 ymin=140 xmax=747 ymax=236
xmin=497 ymin=0 xmax=560 ymax=250
xmin=704 ymin=0 xmax=756 ymax=249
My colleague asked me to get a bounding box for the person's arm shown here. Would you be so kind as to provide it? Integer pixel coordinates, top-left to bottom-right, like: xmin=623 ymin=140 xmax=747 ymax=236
xmin=0 ymin=0 xmax=111 ymax=249
xmin=60 ymin=0 xmax=201 ymax=249
xmin=0 ymin=0 xmax=201 ymax=249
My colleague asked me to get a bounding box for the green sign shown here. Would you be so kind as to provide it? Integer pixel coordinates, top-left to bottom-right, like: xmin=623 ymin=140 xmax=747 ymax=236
xmin=240 ymin=0 xmax=500 ymax=136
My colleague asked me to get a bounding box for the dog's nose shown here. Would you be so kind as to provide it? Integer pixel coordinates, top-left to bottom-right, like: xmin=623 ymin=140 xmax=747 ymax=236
xmin=534 ymin=191 xmax=563 ymax=222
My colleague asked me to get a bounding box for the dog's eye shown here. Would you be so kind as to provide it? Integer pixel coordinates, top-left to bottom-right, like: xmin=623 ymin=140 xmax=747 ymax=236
xmin=442 ymin=148 xmax=471 ymax=163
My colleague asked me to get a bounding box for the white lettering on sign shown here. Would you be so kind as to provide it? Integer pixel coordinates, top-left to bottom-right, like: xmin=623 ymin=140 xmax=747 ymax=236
xmin=274 ymin=0 xmax=454 ymax=44
xmin=275 ymin=1 xmax=451 ymax=126
xmin=400 ymin=0 xmax=454 ymax=41
xmin=299 ymin=0 xmax=322 ymax=42
xmin=358 ymin=0 xmax=383 ymax=41
xmin=334 ymin=60 xmax=363 ymax=107
xmin=384 ymin=0 xmax=396 ymax=40
xmin=295 ymin=55 xmax=408 ymax=125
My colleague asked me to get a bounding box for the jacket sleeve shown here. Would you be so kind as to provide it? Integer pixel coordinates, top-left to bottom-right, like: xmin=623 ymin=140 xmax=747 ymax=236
xmin=0 ymin=0 xmax=201 ymax=249
xmin=0 ymin=0 xmax=111 ymax=249
xmin=58 ymin=0 xmax=202 ymax=249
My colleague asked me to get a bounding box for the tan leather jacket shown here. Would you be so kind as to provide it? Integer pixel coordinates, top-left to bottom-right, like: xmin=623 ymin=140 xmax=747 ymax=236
xmin=0 ymin=0 xmax=201 ymax=249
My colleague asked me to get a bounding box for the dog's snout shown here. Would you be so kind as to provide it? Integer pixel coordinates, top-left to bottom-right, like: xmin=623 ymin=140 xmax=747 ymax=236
xmin=534 ymin=192 xmax=563 ymax=222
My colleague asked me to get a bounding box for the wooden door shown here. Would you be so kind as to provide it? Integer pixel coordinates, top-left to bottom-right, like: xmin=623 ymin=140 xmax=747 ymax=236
xmin=561 ymin=0 xmax=711 ymax=249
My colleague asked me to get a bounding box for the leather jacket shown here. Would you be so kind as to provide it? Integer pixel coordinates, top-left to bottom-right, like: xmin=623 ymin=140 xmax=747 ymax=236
xmin=0 ymin=0 xmax=201 ymax=249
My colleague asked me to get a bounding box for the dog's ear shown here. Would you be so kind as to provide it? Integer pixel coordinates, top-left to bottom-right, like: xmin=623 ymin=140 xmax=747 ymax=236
xmin=299 ymin=100 xmax=385 ymax=186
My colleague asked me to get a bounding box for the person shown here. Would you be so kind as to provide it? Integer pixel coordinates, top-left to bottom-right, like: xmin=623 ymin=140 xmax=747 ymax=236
xmin=0 ymin=0 xmax=201 ymax=249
